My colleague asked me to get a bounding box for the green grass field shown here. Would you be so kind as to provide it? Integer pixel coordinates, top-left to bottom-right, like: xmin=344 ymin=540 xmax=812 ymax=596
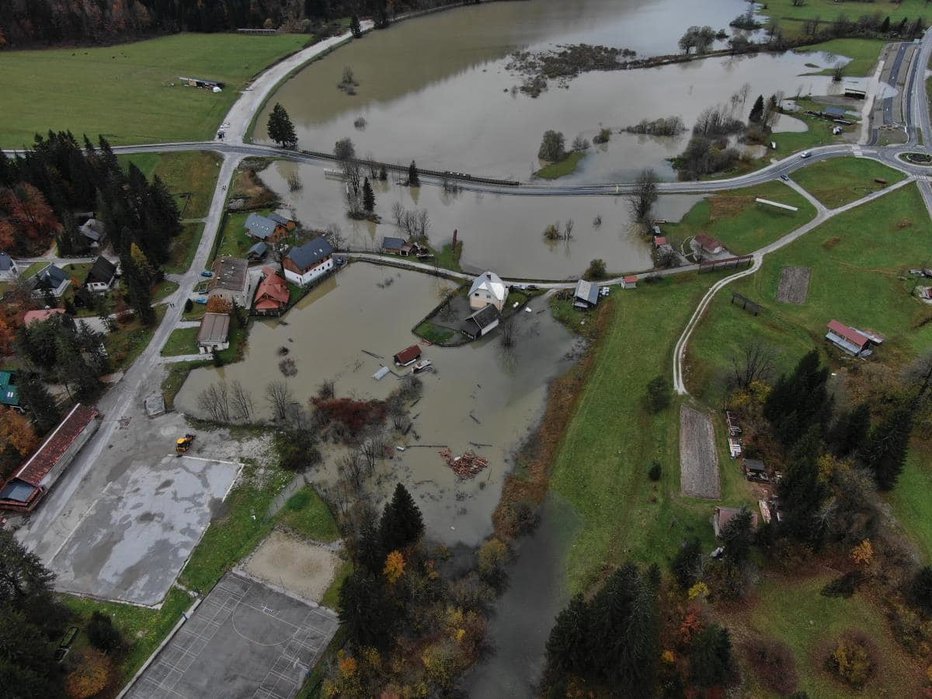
xmin=0 ymin=33 xmax=309 ymax=147
xmin=796 ymin=38 xmax=886 ymax=77
xmin=535 ymin=151 xmax=585 ymax=180
xmin=762 ymin=0 xmax=930 ymax=39
xmin=888 ymin=446 xmax=932 ymax=560
xmin=663 ymin=181 xmax=816 ymax=256
xmin=548 ymin=277 xmax=760 ymax=593
xmin=793 ymin=157 xmax=906 ymax=208
xmin=279 ymin=487 xmax=341 ymax=543
xmin=119 ymin=151 xmax=222 ymax=219
xmin=214 ymin=211 xmax=262 ymax=261
xmin=161 ymin=327 xmax=200 ymax=356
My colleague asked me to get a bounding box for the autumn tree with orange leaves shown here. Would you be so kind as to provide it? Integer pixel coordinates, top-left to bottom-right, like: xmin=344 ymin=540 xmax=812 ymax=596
xmin=0 ymin=184 xmax=61 ymax=255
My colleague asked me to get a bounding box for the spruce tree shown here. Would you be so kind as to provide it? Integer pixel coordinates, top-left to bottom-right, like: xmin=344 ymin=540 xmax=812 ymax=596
xmin=763 ymin=350 xmax=832 ymax=447
xmin=880 ymin=16 xmax=890 ymax=33
xmin=121 ymin=252 xmax=156 ymax=326
xmin=380 ymin=482 xmax=424 ymax=553
xmin=267 ymin=103 xmax=298 ymax=149
xmin=748 ymin=95 xmax=765 ymax=123
xmin=350 ymin=14 xmax=362 ymax=37
xmin=16 ymin=372 xmax=60 ymax=434
xmin=829 ymin=402 xmax=871 ymax=457
xmin=338 ymin=571 xmax=395 ymax=650
xmin=720 ymin=507 xmax=754 ymax=564
xmin=861 ymin=400 xmax=913 ymax=491
xmin=408 ymin=160 xmax=420 ymax=187
xmin=689 ymin=624 xmax=733 ymax=689
xmin=671 ymin=538 xmax=703 ymax=589
xmin=777 ymin=429 xmax=828 ymax=545
xmin=544 ymin=593 xmax=590 ymax=683
xmin=362 ymin=177 xmax=375 ymax=213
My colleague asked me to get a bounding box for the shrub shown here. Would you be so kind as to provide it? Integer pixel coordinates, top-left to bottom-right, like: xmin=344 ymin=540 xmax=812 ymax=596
xmin=671 ymin=538 xmax=702 ymax=589
xmin=538 ymin=130 xmax=566 ymax=162
xmin=184 ymin=298 xmax=193 ymax=313
xmin=821 ymin=571 xmax=863 ymax=599
xmin=826 ymin=631 xmax=875 ymax=688
xmin=646 ymin=375 xmax=671 ymax=413
xmin=910 ymin=565 xmax=932 ymax=615
xmin=477 ymin=538 xmax=509 ymax=588
xmin=66 ymin=648 xmax=112 ymax=699
xmin=584 ymin=258 xmax=607 ymax=280
xmin=87 ymin=612 xmax=122 ymax=654
xmin=648 ymin=461 xmax=662 ymax=481
xmin=593 ymin=128 xmax=612 ymax=144
xmin=743 ymin=637 xmax=798 ymax=694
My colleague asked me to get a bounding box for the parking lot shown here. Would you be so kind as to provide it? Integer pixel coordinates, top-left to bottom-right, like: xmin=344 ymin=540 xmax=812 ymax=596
xmin=125 ymin=572 xmax=339 ymax=699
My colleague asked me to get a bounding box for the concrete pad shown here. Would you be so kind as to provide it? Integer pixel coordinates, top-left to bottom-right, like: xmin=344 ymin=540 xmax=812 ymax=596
xmin=241 ymin=530 xmax=339 ymax=604
xmin=125 ymin=572 xmax=338 ymax=699
xmin=50 ymin=454 xmax=239 ymax=606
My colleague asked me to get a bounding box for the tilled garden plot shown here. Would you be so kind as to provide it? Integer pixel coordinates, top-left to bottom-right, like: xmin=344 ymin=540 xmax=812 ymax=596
xmin=679 ymin=405 xmax=721 ymax=499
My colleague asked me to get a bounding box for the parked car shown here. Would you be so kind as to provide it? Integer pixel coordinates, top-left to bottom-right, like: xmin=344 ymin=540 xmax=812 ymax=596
xmin=780 ymin=174 xmax=789 ymax=182
xmin=799 ymin=150 xmax=811 ymax=159
xmin=200 ymin=270 xmax=214 ymax=278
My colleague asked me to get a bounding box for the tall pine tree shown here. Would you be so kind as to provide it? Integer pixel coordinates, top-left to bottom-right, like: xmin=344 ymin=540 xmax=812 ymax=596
xmin=267 ymin=103 xmax=298 ymax=149
xmin=379 ymin=482 xmax=424 ymax=553
xmin=362 ymin=177 xmax=375 ymax=213
xmin=861 ymin=400 xmax=914 ymax=491
xmin=748 ymin=95 xmax=765 ymax=123
xmin=16 ymin=372 xmax=60 ymax=434
xmin=763 ymin=350 xmax=832 ymax=447
xmin=408 ymin=161 xmax=420 ymax=187
xmin=777 ymin=428 xmax=828 ymax=544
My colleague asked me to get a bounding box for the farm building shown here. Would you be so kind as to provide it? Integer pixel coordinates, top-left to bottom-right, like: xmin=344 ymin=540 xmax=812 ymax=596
xmin=712 ymin=506 xmax=759 ymax=538
xmin=253 ymin=267 xmax=290 ymax=315
xmin=825 ymin=320 xmax=875 ymax=357
xmin=197 ymin=313 xmax=231 ymax=353
xmin=693 ymin=233 xmax=725 ymax=256
xmin=283 ymin=237 xmax=334 ymax=286
xmin=178 ymin=76 xmax=226 ymax=90
xmin=0 ymin=404 xmax=100 ymax=513
xmin=574 ymin=279 xmax=600 ymax=309
xmin=0 ymin=371 xmax=19 ymax=409
xmin=468 ymin=271 xmax=508 ymax=312
xmin=381 ymin=237 xmax=414 ymax=256
xmin=822 ymin=105 xmax=847 ymax=120
xmin=622 ymin=275 xmax=638 ymax=290
xmin=84 ymin=256 xmax=117 ymax=292
xmin=393 ymin=345 xmax=422 ymax=367
xmin=209 ymin=257 xmax=251 ymax=308
xmin=461 ymin=304 xmax=501 ymax=339
xmin=0 ymin=252 xmax=19 ymax=281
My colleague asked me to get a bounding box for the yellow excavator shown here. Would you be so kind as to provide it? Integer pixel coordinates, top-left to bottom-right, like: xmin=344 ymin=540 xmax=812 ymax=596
xmin=175 ymin=434 xmax=196 ymax=456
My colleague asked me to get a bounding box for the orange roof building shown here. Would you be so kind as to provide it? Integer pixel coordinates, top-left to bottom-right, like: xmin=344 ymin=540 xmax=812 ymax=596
xmin=253 ymin=267 xmax=290 ymax=314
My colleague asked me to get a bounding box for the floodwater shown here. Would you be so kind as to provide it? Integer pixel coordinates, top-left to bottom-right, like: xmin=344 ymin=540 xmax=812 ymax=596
xmin=260 ymin=161 xmax=701 ymax=279
xmin=257 ymin=0 xmax=844 ymax=181
xmin=175 ymin=263 xmax=579 ymax=546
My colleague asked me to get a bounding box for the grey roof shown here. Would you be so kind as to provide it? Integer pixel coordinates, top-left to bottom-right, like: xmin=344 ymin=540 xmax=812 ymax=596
xmin=574 ymin=279 xmax=599 ymax=306
xmin=247 ymin=241 xmax=269 ymax=258
xmin=34 ymin=264 xmax=68 ymax=291
xmin=382 ymin=237 xmax=407 ymax=251
xmin=0 ymin=252 xmax=14 ymax=271
xmin=468 ymin=304 xmax=500 ymax=330
xmin=745 ymin=459 xmax=766 ymax=472
xmin=198 ymin=313 xmax=230 ymax=345
xmin=85 ymin=256 xmax=116 ymax=286
xmin=210 ymin=257 xmax=249 ymax=292
xmin=824 ymin=106 xmax=846 ymax=118
xmin=287 ymin=237 xmax=334 ymax=271
xmin=245 ymin=213 xmax=278 ymax=240
xmin=269 ymin=213 xmax=292 ymax=226
xmin=79 ymin=218 xmax=105 ymax=242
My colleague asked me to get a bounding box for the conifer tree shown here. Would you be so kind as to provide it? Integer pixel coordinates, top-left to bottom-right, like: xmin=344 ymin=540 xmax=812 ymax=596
xmin=777 ymin=429 xmax=828 ymax=544
xmin=829 ymin=402 xmax=871 ymax=457
xmin=120 ymin=252 xmax=155 ymax=326
xmin=267 ymin=103 xmax=298 ymax=149
xmin=379 ymin=482 xmax=424 ymax=553
xmin=763 ymin=350 xmax=832 ymax=446
xmin=748 ymin=95 xmax=765 ymax=123
xmin=689 ymin=624 xmax=733 ymax=689
xmin=362 ymin=177 xmax=375 ymax=213
xmin=16 ymin=372 xmax=60 ymax=434
xmin=338 ymin=571 xmax=395 ymax=650
xmin=350 ymin=14 xmax=362 ymax=37
xmin=408 ymin=160 xmax=420 ymax=187
xmin=544 ymin=594 xmax=590 ymax=682
xmin=861 ymin=400 xmax=913 ymax=491
xmin=720 ymin=507 xmax=754 ymax=564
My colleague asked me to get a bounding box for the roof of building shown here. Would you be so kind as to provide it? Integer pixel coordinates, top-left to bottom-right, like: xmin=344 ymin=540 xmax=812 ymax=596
xmin=79 ymin=218 xmax=105 ymax=241
xmin=382 ymin=236 xmax=407 ymax=251
xmin=85 ymin=256 xmax=117 ymax=286
xmin=198 ymin=312 xmax=231 ymax=345
xmin=0 ymin=371 xmax=18 ymax=407
xmin=623 ymin=275 xmax=638 ymax=284
xmin=247 ymin=241 xmax=269 ymax=258
xmin=695 ymin=233 xmax=724 ymax=252
xmin=574 ymin=279 xmax=599 ymax=305
xmin=827 ymin=320 xmax=869 ymax=348
xmin=268 ymin=213 xmax=293 ymax=226
xmin=34 ymin=264 xmax=69 ymax=291
xmin=714 ymin=506 xmax=759 ymax=534
xmin=468 ymin=304 xmax=501 ymax=330
xmin=210 ymin=257 xmax=249 ymax=293
xmin=394 ymin=345 xmax=422 ymax=365
xmin=245 ymin=213 xmax=279 ymax=240
xmin=824 ymin=106 xmax=847 ymax=118
xmin=286 ymin=237 xmax=334 ymax=272
xmin=0 ymin=252 xmax=14 ymax=271
xmin=469 ymin=271 xmax=507 ymax=302
xmin=11 ymin=404 xmax=98 ymax=487
xmin=23 ymin=308 xmax=66 ymax=326
xmin=654 ymin=235 xmax=668 ymax=246
xmin=254 ymin=268 xmax=290 ymax=309
xmin=744 ymin=458 xmax=766 ymax=472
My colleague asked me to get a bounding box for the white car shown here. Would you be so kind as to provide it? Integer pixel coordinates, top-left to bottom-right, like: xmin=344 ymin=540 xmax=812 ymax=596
xmin=800 ymin=151 xmax=812 ymax=159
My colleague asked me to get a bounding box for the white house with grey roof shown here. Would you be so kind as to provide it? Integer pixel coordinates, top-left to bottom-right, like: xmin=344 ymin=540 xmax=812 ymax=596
xmin=468 ymin=271 xmax=508 ymax=312
xmin=283 ymin=238 xmax=334 ymax=286
xmin=0 ymin=253 xmax=18 ymax=281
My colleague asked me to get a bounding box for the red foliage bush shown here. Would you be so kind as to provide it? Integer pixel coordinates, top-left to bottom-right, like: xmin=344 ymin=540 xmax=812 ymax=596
xmin=742 ymin=637 xmax=798 ymax=694
xmin=312 ymin=396 xmax=386 ymax=437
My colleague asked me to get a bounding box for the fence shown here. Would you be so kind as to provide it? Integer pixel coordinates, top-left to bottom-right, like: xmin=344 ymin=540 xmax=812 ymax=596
xmin=698 ymin=255 xmax=753 ymax=274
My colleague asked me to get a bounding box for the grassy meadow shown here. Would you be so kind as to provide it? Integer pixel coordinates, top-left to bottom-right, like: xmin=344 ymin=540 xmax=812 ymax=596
xmin=0 ymin=33 xmax=309 ymax=147
xmin=118 ymin=151 xmax=222 ymax=219
xmin=792 ymin=156 xmax=906 ymax=208
xmin=762 ymin=0 xmax=931 ymax=39
xmin=796 ymin=38 xmax=887 ymax=77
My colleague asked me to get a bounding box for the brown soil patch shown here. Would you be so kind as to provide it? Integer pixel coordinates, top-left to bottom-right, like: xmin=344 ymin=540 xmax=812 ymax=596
xmin=822 ymin=236 xmax=841 ymax=250
xmin=231 ymin=165 xmax=278 ymax=209
xmin=777 ymin=266 xmax=812 ymax=304
xmin=709 ymin=194 xmax=752 ymax=221
xmin=241 ymin=529 xmax=339 ymax=603
xmin=679 ymin=404 xmax=720 ymax=499
xmin=896 ymin=218 xmax=913 ymax=229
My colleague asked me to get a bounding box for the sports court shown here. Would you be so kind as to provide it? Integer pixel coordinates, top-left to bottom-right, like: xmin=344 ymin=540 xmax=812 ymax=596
xmin=125 ymin=572 xmax=339 ymax=699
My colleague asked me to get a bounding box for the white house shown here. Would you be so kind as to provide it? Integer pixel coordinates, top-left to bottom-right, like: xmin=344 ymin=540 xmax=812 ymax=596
xmin=83 ymin=256 xmax=117 ymax=293
xmin=283 ymin=237 xmax=334 ymax=286
xmin=468 ymin=271 xmax=508 ymax=312
xmin=31 ymin=264 xmax=70 ymax=298
xmin=197 ymin=313 xmax=231 ymax=353
xmin=0 ymin=253 xmax=18 ymax=281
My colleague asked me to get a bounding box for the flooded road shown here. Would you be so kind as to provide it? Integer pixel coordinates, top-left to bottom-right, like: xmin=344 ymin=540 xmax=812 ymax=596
xmin=176 ymin=263 xmax=579 ymax=546
xmin=257 ymin=0 xmax=842 ymax=180
xmin=260 ymin=161 xmax=701 ymax=279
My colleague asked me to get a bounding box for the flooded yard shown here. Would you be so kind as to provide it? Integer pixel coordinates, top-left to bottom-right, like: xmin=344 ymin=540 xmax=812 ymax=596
xmin=257 ymin=0 xmax=843 ymax=181
xmin=176 ymin=263 xmax=579 ymax=545
xmin=260 ymin=161 xmax=701 ymax=279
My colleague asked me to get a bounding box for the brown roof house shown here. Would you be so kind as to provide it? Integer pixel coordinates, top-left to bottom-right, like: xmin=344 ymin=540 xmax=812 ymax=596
xmin=209 ymin=257 xmax=251 ymax=308
xmin=0 ymin=404 xmax=100 ymax=512
xmin=692 ymin=233 xmax=726 ymax=258
xmin=394 ymin=345 xmax=422 ymax=367
xmin=198 ymin=313 xmax=231 ymax=353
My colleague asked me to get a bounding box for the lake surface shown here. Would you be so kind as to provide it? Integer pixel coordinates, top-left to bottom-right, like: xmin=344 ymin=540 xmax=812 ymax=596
xmin=176 ymin=263 xmax=579 ymax=546
xmin=257 ymin=0 xmax=841 ymax=181
xmin=260 ymin=161 xmax=701 ymax=279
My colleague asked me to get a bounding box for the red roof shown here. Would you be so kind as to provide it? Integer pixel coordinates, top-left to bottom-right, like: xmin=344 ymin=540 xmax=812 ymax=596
xmin=623 ymin=275 xmax=638 ymax=283
xmin=23 ymin=308 xmax=65 ymax=326
xmin=253 ymin=268 xmax=290 ymax=310
xmin=695 ymin=233 xmax=723 ymax=252
xmin=654 ymin=236 xmax=668 ymax=246
xmin=393 ymin=345 xmax=422 ymax=366
xmin=12 ymin=404 xmax=98 ymax=486
xmin=826 ymin=320 xmax=869 ymax=348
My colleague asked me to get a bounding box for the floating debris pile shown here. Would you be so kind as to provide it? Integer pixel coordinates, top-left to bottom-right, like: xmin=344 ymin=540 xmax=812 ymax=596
xmin=439 ymin=448 xmax=489 ymax=479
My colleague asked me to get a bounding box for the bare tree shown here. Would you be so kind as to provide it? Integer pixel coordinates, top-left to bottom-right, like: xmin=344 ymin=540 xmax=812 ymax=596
xmin=342 ymin=158 xmax=363 ymax=215
xmin=324 ymin=223 xmax=345 ymax=250
xmin=317 ymin=379 xmax=336 ymax=400
xmin=230 ymin=380 xmax=254 ymax=423
xmin=499 ymin=318 xmax=517 ymax=350
xmin=265 ymin=380 xmax=294 ymax=422
xmin=564 ymin=218 xmax=575 ymax=239
xmin=628 ymin=168 xmax=659 ymax=226
xmin=339 ymin=450 xmax=365 ymax=492
xmin=197 ymin=382 xmax=230 ymax=423
xmin=730 ymin=340 xmax=776 ymax=389
xmin=391 ymin=201 xmax=405 ymax=228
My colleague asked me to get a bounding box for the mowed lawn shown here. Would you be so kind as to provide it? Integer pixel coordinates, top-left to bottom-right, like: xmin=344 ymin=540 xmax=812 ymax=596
xmin=663 ymin=181 xmax=816 ymax=256
xmin=763 ymin=0 xmax=930 ymax=38
xmin=118 ymin=151 xmax=222 ymax=218
xmin=0 ymin=33 xmax=309 ymax=147
xmin=793 ymin=157 xmax=906 ymax=209
xmin=795 ymin=38 xmax=886 ymax=77
xmin=549 ymin=275 xmax=760 ymax=593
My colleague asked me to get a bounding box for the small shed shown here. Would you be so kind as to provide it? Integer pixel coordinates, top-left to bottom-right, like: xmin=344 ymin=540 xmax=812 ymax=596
xmin=694 ymin=233 xmax=725 ymax=255
xmin=622 ymin=275 xmax=638 ymax=290
xmin=381 ymin=237 xmax=412 ymax=256
xmin=198 ymin=313 xmax=231 ymax=353
xmin=247 ymin=241 xmax=269 ymax=261
xmin=825 ymin=320 xmax=872 ymax=357
xmin=461 ymin=304 xmax=501 ymax=339
xmin=823 ymin=105 xmax=846 ymax=120
xmin=574 ymin=279 xmax=600 ymax=309
xmin=744 ymin=458 xmax=767 ymax=481
xmin=0 ymin=371 xmax=19 ymax=408
xmin=394 ymin=345 xmax=422 ymax=367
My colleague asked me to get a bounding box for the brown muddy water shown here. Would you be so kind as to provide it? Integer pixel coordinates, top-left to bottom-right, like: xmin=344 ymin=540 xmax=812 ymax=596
xmin=175 ymin=263 xmax=579 ymax=546
xmin=259 ymin=161 xmax=701 ymax=279
xmin=256 ymin=0 xmax=844 ymax=181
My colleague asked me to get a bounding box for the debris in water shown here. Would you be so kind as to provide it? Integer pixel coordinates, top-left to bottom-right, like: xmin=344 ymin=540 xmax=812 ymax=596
xmin=439 ymin=448 xmax=489 ymax=479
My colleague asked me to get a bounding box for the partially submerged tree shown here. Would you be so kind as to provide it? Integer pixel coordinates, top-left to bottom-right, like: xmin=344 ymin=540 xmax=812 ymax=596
xmin=267 ymin=103 xmax=298 ymax=149
xmin=628 ymin=168 xmax=659 ymax=226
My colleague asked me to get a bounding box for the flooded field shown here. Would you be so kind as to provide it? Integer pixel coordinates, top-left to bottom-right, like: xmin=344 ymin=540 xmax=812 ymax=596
xmin=257 ymin=0 xmax=844 ymax=180
xmin=176 ymin=263 xmax=579 ymax=545
xmin=260 ymin=161 xmax=701 ymax=279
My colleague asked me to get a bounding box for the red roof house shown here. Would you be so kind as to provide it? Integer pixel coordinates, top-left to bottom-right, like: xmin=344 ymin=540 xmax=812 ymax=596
xmin=653 ymin=235 xmax=668 ymax=247
xmin=826 ymin=320 xmax=872 ymax=356
xmin=253 ymin=267 xmax=290 ymax=315
xmin=622 ymin=275 xmax=638 ymax=289
xmin=393 ymin=345 xmax=422 ymax=367
xmin=23 ymin=308 xmax=66 ymax=326
xmin=694 ymin=233 xmax=725 ymax=255
xmin=0 ymin=404 xmax=100 ymax=512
